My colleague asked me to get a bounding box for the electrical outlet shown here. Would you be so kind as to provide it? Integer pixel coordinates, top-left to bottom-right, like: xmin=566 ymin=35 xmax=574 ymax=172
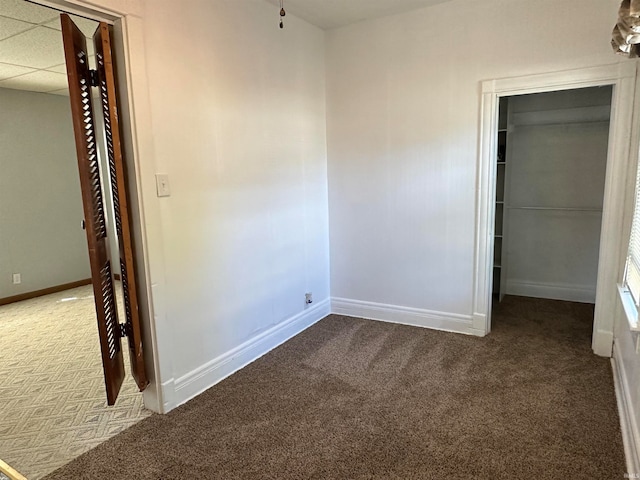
xmin=155 ymin=173 xmax=171 ymax=197
xmin=12 ymin=273 xmax=21 ymax=284
xmin=305 ymin=292 xmax=313 ymax=305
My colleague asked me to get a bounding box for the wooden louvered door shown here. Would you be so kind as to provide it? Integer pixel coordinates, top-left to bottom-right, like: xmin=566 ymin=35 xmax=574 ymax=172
xmin=93 ymin=22 xmax=149 ymax=392
xmin=61 ymin=14 xmax=148 ymax=405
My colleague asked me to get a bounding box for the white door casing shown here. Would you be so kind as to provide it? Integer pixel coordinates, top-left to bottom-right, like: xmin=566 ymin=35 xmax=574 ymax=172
xmin=473 ymin=62 xmax=639 ymax=357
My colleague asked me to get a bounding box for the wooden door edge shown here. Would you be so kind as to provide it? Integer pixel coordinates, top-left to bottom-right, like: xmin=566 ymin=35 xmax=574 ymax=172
xmin=0 ymin=459 xmax=27 ymax=480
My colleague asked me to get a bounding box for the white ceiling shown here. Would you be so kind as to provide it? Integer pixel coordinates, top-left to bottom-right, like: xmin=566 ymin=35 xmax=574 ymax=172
xmin=264 ymin=0 xmax=453 ymax=30
xmin=0 ymin=0 xmax=451 ymax=95
xmin=0 ymin=0 xmax=97 ymax=96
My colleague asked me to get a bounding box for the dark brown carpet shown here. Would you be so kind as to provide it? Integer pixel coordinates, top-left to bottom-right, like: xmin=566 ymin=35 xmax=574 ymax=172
xmin=44 ymin=296 xmax=625 ymax=479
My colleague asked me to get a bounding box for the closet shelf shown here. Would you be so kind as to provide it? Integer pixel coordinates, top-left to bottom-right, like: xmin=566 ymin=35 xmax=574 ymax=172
xmin=510 ymin=105 xmax=611 ymax=126
xmin=507 ymin=206 xmax=602 ymax=212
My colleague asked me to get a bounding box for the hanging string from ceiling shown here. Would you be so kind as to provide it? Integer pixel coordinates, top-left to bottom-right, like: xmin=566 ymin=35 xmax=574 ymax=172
xmin=279 ymin=0 xmax=286 ymax=29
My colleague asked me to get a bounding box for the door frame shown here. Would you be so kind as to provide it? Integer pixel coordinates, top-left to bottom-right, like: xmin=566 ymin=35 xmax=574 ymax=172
xmin=33 ymin=0 xmax=171 ymax=411
xmin=472 ymin=62 xmax=639 ymax=356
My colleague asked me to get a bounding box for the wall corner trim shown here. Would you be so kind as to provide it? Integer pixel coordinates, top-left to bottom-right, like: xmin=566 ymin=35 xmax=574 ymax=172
xmin=171 ymin=299 xmax=331 ymax=410
xmin=612 ymin=349 xmax=640 ymax=476
xmin=481 ymin=79 xmax=496 ymax=94
xmin=472 ymin=312 xmax=488 ymax=335
xmin=158 ymin=378 xmax=176 ymax=414
xmin=331 ymin=297 xmax=480 ymax=336
xmin=618 ymin=60 xmax=638 ymax=79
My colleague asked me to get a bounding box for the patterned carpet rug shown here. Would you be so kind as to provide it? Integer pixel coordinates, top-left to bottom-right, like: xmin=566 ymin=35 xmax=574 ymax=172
xmin=0 ymin=285 xmax=151 ymax=479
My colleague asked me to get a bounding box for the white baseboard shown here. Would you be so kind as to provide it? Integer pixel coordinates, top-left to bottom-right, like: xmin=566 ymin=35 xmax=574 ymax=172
xmin=506 ymin=280 xmax=595 ymax=303
xmin=170 ymin=299 xmax=331 ymax=410
xmin=331 ymin=297 xmax=482 ymax=336
xmin=612 ymin=345 xmax=640 ymax=476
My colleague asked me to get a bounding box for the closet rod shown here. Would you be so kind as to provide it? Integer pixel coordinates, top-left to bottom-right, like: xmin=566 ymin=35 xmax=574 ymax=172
xmin=508 ymin=206 xmax=602 ymax=212
xmin=510 ymin=120 xmax=610 ymax=128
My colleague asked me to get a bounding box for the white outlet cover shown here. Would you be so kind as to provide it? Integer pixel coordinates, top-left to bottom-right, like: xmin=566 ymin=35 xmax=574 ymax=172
xmin=155 ymin=173 xmax=171 ymax=197
xmin=12 ymin=273 xmax=21 ymax=284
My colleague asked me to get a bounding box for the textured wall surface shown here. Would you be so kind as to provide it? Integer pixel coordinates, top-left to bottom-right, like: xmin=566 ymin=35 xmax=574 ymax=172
xmin=140 ymin=0 xmax=330 ymax=383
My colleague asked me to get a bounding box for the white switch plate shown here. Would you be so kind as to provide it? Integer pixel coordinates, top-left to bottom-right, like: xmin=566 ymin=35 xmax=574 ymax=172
xmin=12 ymin=273 xmax=21 ymax=284
xmin=155 ymin=174 xmax=171 ymax=197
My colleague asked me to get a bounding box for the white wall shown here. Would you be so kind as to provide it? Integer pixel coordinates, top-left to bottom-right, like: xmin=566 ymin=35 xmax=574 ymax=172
xmin=0 ymin=87 xmax=90 ymax=299
xmin=325 ymin=0 xmax=640 ymax=465
xmin=614 ymin=309 xmax=640 ymax=471
xmin=326 ymin=0 xmax=621 ymax=325
xmin=139 ymin=0 xmax=330 ymax=405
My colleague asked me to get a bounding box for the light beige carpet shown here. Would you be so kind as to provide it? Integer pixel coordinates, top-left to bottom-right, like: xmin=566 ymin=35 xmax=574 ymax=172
xmin=43 ymin=295 xmax=624 ymax=479
xmin=0 ymin=285 xmax=150 ymax=479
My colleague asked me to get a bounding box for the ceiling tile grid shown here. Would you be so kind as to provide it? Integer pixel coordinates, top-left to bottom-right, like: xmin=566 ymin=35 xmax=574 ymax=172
xmin=0 ymin=0 xmax=97 ymax=95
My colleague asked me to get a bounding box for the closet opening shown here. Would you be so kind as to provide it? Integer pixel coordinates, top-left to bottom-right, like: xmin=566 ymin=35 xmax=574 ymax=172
xmin=474 ymin=64 xmax=636 ymax=355
xmin=490 ymin=86 xmax=613 ymax=327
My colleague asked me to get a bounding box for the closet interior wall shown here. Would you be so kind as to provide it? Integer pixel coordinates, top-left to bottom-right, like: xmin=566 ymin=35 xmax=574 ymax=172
xmin=493 ymin=86 xmax=613 ymax=304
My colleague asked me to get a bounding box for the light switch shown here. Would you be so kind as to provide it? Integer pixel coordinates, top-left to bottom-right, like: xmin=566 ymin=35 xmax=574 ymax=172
xmin=156 ymin=174 xmax=171 ymax=197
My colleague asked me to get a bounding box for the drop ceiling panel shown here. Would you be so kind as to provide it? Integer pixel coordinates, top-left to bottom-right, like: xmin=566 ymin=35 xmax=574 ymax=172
xmin=42 ymin=15 xmax=97 ymax=37
xmin=0 ymin=69 xmax=67 ymax=92
xmin=0 ymin=26 xmax=65 ymax=69
xmin=44 ymin=63 xmax=65 ymax=74
xmin=0 ymin=61 xmax=34 ymax=80
xmin=0 ymin=1 xmax=99 ymax=95
xmin=0 ymin=0 xmax=58 ymax=23
xmin=0 ymin=15 xmax=32 ymax=40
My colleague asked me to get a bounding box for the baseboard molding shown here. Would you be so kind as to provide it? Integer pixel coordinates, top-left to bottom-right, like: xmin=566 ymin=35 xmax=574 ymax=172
xmin=612 ymin=346 xmax=640 ymax=476
xmin=331 ymin=297 xmax=483 ymax=336
xmin=0 ymin=278 xmax=92 ymax=306
xmin=506 ymin=280 xmax=595 ymax=304
xmin=172 ymin=298 xmax=331 ymax=409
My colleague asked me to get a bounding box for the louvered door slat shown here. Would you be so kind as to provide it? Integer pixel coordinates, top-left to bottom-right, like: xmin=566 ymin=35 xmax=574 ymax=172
xmin=94 ymin=22 xmax=149 ymax=391
xmin=61 ymin=14 xmax=125 ymax=406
